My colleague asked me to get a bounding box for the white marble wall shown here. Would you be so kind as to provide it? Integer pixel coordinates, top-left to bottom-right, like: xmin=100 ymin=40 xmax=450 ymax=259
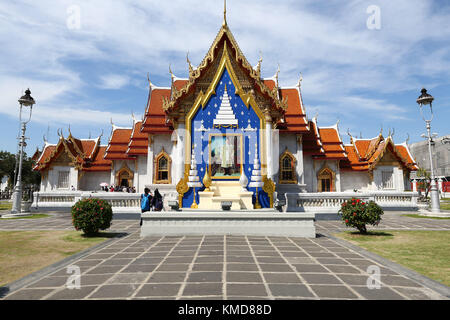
xmin=340 ymin=171 xmax=371 ymax=192
xmin=79 ymin=171 xmax=111 ymax=191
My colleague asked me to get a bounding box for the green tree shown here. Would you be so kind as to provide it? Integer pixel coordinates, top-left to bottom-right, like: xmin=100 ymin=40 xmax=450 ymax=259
xmin=0 ymin=151 xmax=16 ymax=188
xmin=416 ymin=168 xmax=431 ymax=199
xmin=0 ymin=150 xmax=40 ymax=189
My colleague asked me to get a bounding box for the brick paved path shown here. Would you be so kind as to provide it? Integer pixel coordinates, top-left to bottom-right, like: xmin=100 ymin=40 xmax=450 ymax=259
xmin=0 ymin=211 xmax=449 ymax=300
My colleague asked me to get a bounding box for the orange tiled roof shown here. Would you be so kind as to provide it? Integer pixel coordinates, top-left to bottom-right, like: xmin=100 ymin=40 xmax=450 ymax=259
xmin=83 ymin=146 xmax=111 ymax=172
xmin=302 ymin=120 xmax=324 ymax=155
xmin=104 ymin=127 xmax=135 ymax=160
xmin=127 ymin=121 xmax=148 ymax=156
xmin=340 ymin=136 xmax=418 ymax=171
xmin=317 ymin=127 xmax=347 ymax=160
xmin=33 ymin=144 xmax=58 ymax=170
xmin=141 ymin=87 xmax=173 ymax=134
xmin=277 ymin=88 xmax=309 ymax=133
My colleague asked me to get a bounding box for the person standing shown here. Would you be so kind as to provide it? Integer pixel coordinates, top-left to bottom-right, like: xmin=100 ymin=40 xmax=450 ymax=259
xmin=151 ymin=189 xmax=163 ymax=211
xmin=140 ymin=188 xmax=152 ymax=226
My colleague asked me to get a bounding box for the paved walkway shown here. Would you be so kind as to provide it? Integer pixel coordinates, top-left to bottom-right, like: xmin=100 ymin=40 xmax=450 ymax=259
xmin=0 ymin=211 xmax=449 ymax=300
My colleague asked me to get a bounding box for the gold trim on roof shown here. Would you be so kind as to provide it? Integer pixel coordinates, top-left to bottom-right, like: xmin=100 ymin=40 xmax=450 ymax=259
xmin=162 ymin=24 xmax=288 ymax=113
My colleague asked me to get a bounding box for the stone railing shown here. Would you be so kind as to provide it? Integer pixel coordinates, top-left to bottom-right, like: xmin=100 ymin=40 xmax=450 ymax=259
xmin=285 ymin=191 xmax=419 ymax=212
xmin=32 ymin=191 xmax=141 ymax=213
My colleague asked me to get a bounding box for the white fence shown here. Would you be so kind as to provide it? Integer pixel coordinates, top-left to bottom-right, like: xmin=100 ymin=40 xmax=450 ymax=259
xmin=285 ymin=191 xmax=419 ymax=212
xmin=32 ymin=190 xmax=419 ymax=213
xmin=32 ymin=191 xmax=142 ymax=213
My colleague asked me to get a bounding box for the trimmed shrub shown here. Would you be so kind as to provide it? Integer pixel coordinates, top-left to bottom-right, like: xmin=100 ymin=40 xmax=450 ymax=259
xmin=71 ymin=198 xmax=113 ymax=236
xmin=338 ymin=198 xmax=383 ymax=234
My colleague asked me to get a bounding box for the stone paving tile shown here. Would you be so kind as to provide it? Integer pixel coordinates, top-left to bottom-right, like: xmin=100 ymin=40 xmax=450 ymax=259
xmin=309 ymin=285 xmax=359 ymax=299
xmin=88 ymin=284 xmax=139 ymax=299
xmin=325 ymin=265 xmax=362 ymax=274
xmin=226 ymin=272 xmax=263 ymax=283
xmin=98 ymin=258 xmax=134 ymax=266
xmin=47 ymin=286 xmax=97 ymax=300
xmin=381 ymin=275 xmax=423 ymax=288
xmin=263 ymin=273 xmax=302 ymax=284
xmin=28 ymin=276 xmax=69 ymax=288
xmin=107 ymin=273 xmax=149 ymax=284
xmin=227 ymin=263 xmax=259 ymax=272
xmin=268 ymin=284 xmax=314 ymax=298
xmin=156 ymin=263 xmax=190 ymax=272
xmin=192 ymin=263 xmax=223 ymax=271
xmin=336 ymin=275 xmax=370 ymax=286
xmin=350 ymin=286 xmax=405 ymax=300
xmin=187 ymin=272 xmax=222 ymax=283
xmin=292 ymin=264 xmax=330 ymax=273
xmin=227 ymin=284 xmax=268 ymax=297
xmin=121 ymin=264 xmax=157 ymax=273
xmin=259 ymin=264 xmax=294 ymax=272
xmin=195 ymin=256 xmax=224 ymax=263
xmin=135 ymin=284 xmax=181 ymax=297
xmin=227 ymin=256 xmax=255 ymax=263
xmin=147 ymin=272 xmax=187 ymax=283
xmin=256 ymin=257 xmax=285 ymax=264
xmin=182 ymin=283 xmax=223 ymax=296
xmin=4 ymin=288 xmax=55 ymax=300
xmin=133 ymin=257 xmax=164 ymax=265
xmin=394 ymin=287 xmax=433 ymax=300
xmin=79 ymin=274 xmax=114 ymax=285
xmin=301 ymin=273 xmax=342 ymax=285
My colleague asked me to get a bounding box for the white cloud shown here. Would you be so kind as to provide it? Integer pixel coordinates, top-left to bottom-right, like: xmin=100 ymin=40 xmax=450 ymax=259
xmin=98 ymin=74 xmax=130 ymax=90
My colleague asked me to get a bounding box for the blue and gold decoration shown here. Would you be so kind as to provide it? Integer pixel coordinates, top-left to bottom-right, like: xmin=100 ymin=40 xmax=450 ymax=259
xmin=182 ymin=67 xmax=270 ymax=208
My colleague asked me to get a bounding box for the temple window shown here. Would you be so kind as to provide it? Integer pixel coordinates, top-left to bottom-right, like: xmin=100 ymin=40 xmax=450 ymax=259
xmin=154 ymin=149 xmax=171 ymax=184
xmin=317 ymin=167 xmax=335 ymax=192
xmin=57 ymin=171 xmax=69 ymax=189
xmin=279 ymin=150 xmax=297 ymax=184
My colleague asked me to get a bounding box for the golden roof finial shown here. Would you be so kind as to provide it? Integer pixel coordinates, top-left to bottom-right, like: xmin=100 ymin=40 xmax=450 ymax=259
xmin=186 ymin=51 xmax=194 ymax=75
xmin=223 ymin=0 xmax=227 ymax=27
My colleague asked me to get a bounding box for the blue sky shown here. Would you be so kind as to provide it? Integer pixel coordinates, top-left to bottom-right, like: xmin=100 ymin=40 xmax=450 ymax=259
xmin=1 ymin=0 xmax=449 ymax=155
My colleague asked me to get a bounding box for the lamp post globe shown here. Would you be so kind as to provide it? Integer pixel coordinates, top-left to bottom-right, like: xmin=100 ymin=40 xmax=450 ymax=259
xmin=10 ymin=89 xmax=36 ymax=215
xmin=416 ymin=88 xmax=441 ymax=215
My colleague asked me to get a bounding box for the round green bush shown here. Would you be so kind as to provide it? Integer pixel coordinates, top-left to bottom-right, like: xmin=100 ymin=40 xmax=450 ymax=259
xmin=338 ymin=198 xmax=383 ymax=234
xmin=71 ymin=198 xmax=113 ymax=236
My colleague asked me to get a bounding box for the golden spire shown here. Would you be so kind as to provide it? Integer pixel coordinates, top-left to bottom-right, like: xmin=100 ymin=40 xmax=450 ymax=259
xmin=223 ymin=0 xmax=227 ymax=26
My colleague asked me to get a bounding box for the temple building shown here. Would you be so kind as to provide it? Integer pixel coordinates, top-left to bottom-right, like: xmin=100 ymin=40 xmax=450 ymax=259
xmin=32 ymin=11 xmax=418 ymax=211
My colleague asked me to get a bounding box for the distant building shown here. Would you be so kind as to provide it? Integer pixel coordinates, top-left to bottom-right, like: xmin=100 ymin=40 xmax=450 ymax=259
xmin=409 ymin=134 xmax=450 ymax=179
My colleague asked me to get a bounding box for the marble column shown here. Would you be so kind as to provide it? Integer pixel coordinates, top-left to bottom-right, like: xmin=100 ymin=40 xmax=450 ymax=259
xmin=296 ymin=134 xmax=304 ymax=185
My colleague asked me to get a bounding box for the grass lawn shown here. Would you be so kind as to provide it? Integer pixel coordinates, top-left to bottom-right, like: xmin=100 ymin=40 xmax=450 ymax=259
xmin=402 ymin=214 xmax=450 ymax=220
xmin=441 ymin=203 xmax=450 ymax=210
xmin=335 ymin=230 xmax=450 ymax=286
xmin=0 ymin=230 xmax=113 ymax=287
xmin=0 ymin=214 xmax=50 ymax=220
xmin=0 ymin=201 xmax=12 ymax=211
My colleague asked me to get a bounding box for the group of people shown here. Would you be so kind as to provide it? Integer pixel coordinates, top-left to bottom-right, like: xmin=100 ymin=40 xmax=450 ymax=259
xmin=101 ymin=185 xmax=136 ymax=193
xmin=140 ymin=188 xmax=163 ymax=212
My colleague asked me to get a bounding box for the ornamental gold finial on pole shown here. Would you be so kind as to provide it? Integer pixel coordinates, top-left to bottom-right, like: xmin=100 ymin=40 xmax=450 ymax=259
xmin=223 ymin=0 xmax=227 ymax=26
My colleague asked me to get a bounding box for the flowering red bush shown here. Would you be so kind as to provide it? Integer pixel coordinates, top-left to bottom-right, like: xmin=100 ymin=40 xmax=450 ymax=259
xmin=71 ymin=198 xmax=113 ymax=236
xmin=338 ymin=198 xmax=383 ymax=234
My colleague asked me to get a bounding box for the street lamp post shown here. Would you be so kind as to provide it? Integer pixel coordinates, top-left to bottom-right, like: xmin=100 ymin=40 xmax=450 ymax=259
xmin=416 ymin=88 xmax=440 ymax=214
xmin=10 ymin=89 xmax=35 ymax=215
